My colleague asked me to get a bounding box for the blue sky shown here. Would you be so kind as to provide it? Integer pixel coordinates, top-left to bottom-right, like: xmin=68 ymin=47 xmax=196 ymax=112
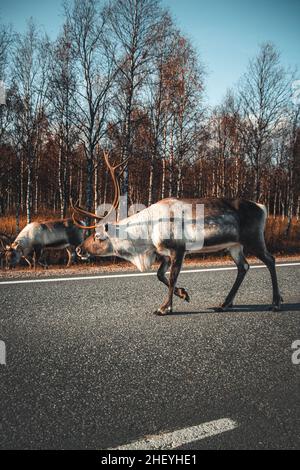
xmin=1 ymin=0 xmax=299 ymax=106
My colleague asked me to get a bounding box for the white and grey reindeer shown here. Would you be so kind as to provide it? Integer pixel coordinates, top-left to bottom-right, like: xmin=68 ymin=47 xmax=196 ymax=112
xmin=3 ymin=218 xmax=86 ymax=269
xmin=73 ymin=152 xmax=283 ymax=315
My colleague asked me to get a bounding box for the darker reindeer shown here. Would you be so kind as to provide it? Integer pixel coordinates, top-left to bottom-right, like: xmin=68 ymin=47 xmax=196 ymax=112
xmin=4 ymin=218 xmax=85 ymax=269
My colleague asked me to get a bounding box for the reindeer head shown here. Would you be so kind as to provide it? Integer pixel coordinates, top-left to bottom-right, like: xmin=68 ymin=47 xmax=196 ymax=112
xmin=71 ymin=150 xmax=128 ymax=261
xmin=76 ymin=224 xmax=113 ymax=260
xmin=2 ymin=242 xmax=23 ymax=268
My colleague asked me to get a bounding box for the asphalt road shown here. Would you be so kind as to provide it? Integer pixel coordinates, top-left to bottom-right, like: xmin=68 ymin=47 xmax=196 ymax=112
xmin=0 ymin=263 xmax=300 ymax=450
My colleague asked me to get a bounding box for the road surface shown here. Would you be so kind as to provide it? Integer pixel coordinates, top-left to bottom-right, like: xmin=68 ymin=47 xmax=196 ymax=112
xmin=0 ymin=263 xmax=300 ymax=449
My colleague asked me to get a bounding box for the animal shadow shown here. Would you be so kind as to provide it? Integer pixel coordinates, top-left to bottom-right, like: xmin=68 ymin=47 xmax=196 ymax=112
xmin=169 ymin=303 xmax=300 ymax=316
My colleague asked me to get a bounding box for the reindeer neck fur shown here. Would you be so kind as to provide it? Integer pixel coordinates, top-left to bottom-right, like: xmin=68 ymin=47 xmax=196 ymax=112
xmin=106 ymin=200 xmax=190 ymax=271
xmin=108 ymin=207 xmax=157 ymax=272
xmin=110 ymin=236 xmax=156 ymax=272
xmin=106 ymin=200 xmax=192 ymax=271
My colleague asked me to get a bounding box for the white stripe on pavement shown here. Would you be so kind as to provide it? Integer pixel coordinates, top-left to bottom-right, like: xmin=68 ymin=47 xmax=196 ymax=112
xmin=110 ymin=418 xmax=238 ymax=450
xmin=0 ymin=262 xmax=299 ymax=286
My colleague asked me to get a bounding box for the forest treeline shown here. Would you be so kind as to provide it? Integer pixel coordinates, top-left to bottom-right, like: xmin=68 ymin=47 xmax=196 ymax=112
xmin=0 ymin=0 xmax=299 ymax=235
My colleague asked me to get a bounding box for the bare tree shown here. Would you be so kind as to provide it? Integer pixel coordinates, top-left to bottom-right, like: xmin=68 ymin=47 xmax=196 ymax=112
xmin=0 ymin=22 xmax=12 ymax=144
xmin=65 ymin=0 xmax=115 ymax=214
xmin=282 ymin=104 xmax=300 ymax=231
xmin=0 ymin=22 xmax=11 ymax=79
xmin=48 ymin=22 xmax=78 ymax=218
xmin=209 ymin=92 xmax=247 ymax=198
xmin=238 ymin=43 xmax=292 ymax=201
xmin=145 ymin=13 xmax=174 ymax=205
xmin=12 ymin=19 xmax=50 ymax=223
xmin=104 ymin=0 xmax=164 ymax=202
xmin=166 ymin=34 xmax=205 ymax=198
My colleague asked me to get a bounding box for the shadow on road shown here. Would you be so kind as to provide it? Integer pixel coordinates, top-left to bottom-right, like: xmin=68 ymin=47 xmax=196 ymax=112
xmin=170 ymin=303 xmax=300 ymax=316
xmin=228 ymin=303 xmax=300 ymax=312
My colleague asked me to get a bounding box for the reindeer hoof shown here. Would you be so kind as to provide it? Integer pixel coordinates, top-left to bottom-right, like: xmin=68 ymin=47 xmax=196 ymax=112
xmin=177 ymin=288 xmax=190 ymax=303
xmin=269 ymin=305 xmax=281 ymax=312
xmin=154 ymin=307 xmax=172 ymax=316
xmin=213 ymin=303 xmax=233 ymax=312
xmin=269 ymin=296 xmax=283 ymax=312
xmin=182 ymin=291 xmax=190 ymax=303
xmin=214 ymin=305 xmax=225 ymax=312
xmin=154 ymin=310 xmax=167 ymax=316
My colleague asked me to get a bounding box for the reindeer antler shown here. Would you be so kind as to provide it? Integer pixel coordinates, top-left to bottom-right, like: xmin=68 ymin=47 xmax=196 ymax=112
xmin=0 ymin=238 xmax=6 ymax=251
xmin=71 ymin=151 xmax=129 ymax=230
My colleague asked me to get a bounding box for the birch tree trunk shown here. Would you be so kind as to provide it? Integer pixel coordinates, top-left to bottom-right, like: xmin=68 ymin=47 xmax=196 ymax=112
xmin=94 ymin=165 xmax=98 ymax=212
xmin=26 ymin=162 xmax=32 ymax=224
xmin=148 ymin=152 xmax=155 ymax=206
xmin=176 ymin=166 xmax=182 ymax=198
xmin=58 ymin=145 xmax=64 ymax=219
xmin=168 ymin=127 xmax=174 ymax=198
xmin=159 ymin=158 xmax=165 ymax=200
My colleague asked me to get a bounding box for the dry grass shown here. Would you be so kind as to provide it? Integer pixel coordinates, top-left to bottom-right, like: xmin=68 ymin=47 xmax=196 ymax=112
xmin=0 ymin=211 xmax=61 ymax=239
xmin=265 ymin=217 xmax=300 ymax=254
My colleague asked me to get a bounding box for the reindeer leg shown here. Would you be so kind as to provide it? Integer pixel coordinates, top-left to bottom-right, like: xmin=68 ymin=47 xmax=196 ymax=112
xmin=157 ymin=256 xmax=190 ymax=303
xmin=154 ymin=249 xmax=185 ymax=316
xmin=66 ymin=247 xmax=72 ymax=268
xmin=214 ymin=245 xmax=249 ymax=312
xmin=256 ymin=250 xmax=283 ymax=311
xmin=37 ymin=248 xmax=48 ymax=269
xmin=33 ymin=251 xmax=37 ymax=270
xmin=22 ymin=256 xmax=32 ymax=269
xmin=40 ymin=257 xmax=49 ymax=269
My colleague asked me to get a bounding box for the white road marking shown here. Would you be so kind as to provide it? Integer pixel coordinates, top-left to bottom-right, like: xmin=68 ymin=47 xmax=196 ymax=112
xmin=0 ymin=262 xmax=299 ymax=286
xmin=110 ymin=418 xmax=238 ymax=450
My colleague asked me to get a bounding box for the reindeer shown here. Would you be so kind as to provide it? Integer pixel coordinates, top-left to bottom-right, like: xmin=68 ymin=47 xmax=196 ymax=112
xmin=3 ymin=218 xmax=85 ymax=269
xmin=0 ymin=232 xmax=13 ymax=268
xmin=72 ymin=152 xmax=283 ymax=315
